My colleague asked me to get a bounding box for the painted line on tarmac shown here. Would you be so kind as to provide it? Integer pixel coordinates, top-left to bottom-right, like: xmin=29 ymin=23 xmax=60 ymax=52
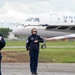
xmin=4 ymin=46 xmax=75 ymax=48
xmin=47 ymin=46 xmax=75 ymax=48
xmin=5 ymin=46 xmax=25 ymax=48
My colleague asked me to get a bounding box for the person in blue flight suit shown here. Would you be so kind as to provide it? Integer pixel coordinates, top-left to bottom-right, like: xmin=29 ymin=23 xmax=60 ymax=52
xmin=0 ymin=33 xmax=6 ymax=75
xmin=26 ymin=28 xmax=44 ymax=74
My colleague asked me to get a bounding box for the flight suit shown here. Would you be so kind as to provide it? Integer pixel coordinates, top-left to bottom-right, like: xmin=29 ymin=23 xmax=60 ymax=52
xmin=26 ymin=34 xmax=44 ymax=73
xmin=0 ymin=33 xmax=6 ymax=75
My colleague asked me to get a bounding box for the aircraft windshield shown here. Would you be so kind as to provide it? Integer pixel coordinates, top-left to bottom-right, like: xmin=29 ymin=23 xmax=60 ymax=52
xmin=26 ymin=18 xmax=40 ymax=22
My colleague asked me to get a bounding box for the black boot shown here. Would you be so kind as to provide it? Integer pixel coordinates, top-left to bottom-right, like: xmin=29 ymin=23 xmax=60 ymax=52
xmin=32 ymin=72 xmax=38 ymax=75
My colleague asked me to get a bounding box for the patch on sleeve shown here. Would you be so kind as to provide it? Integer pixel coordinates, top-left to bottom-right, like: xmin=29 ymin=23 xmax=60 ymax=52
xmin=26 ymin=40 xmax=29 ymax=43
xmin=0 ymin=36 xmax=2 ymax=41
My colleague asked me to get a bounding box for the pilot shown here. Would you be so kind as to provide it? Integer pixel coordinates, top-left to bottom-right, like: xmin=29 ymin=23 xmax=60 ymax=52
xmin=26 ymin=28 xmax=44 ymax=74
xmin=0 ymin=33 xmax=6 ymax=75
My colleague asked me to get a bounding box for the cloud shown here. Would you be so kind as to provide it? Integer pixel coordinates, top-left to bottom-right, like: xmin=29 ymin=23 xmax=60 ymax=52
xmin=49 ymin=0 xmax=75 ymax=12
xmin=0 ymin=0 xmax=75 ymax=22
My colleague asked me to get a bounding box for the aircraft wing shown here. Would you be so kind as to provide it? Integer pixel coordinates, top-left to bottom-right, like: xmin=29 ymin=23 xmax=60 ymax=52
xmin=46 ymin=25 xmax=75 ymax=33
xmin=44 ymin=34 xmax=75 ymax=41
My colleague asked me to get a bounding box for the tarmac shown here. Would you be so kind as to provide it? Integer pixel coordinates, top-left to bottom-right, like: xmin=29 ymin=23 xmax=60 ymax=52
xmin=1 ymin=63 xmax=75 ymax=75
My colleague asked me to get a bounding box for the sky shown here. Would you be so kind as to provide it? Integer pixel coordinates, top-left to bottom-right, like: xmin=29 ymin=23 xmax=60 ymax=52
xmin=0 ymin=0 xmax=75 ymax=24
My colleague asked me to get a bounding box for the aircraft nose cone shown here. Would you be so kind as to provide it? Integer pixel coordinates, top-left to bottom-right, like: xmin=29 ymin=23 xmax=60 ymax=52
xmin=12 ymin=28 xmax=19 ymax=35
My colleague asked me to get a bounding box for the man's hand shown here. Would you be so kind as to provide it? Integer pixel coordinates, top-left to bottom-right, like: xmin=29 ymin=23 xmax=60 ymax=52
xmin=27 ymin=50 xmax=30 ymax=54
xmin=34 ymin=40 xmax=38 ymax=43
xmin=27 ymin=50 xmax=29 ymax=52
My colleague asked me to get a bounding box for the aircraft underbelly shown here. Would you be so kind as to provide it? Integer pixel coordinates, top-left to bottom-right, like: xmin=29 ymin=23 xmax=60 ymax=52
xmin=13 ymin=29 xmax=70 ymax=37
xmin=37 ymin=30 xmax=70 ymax=37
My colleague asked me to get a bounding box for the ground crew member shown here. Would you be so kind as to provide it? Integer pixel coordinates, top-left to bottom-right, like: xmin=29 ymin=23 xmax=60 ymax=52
xmin=0 ymin=33 xmax=6 ymax=75
xmin=26 ymin=28 xmax=44 ymax=74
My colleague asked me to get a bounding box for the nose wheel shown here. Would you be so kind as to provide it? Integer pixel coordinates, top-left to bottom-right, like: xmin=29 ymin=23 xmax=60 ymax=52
xmin=41 ymin=43 xmax=46 ymax=49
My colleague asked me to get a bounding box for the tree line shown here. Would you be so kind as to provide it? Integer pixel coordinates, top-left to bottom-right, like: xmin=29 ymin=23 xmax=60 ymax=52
xmin=0 ymin=28 xmax=12 ymax=38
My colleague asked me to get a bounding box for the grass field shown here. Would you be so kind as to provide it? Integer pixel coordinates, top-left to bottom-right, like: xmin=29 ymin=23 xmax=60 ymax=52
xmin=2 ymin=40 xmax=75 ymax=63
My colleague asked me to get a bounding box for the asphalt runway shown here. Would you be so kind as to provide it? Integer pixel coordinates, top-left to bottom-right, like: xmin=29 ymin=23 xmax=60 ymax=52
xmin=1 ymin=63 xmax=75 ymax=75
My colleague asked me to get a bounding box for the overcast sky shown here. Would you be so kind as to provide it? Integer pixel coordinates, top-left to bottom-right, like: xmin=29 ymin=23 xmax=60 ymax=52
xmin=0 ymin=0 xmax=75 ymax=22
